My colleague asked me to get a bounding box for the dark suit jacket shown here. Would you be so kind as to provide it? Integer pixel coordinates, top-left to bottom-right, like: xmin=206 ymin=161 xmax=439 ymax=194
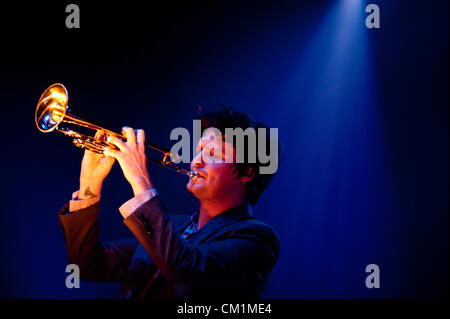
xmin=58 ymin=196 xmax=280 ymax=299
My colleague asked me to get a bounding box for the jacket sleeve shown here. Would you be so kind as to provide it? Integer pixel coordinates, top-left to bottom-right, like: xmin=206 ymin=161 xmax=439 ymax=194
xmin=123 ymin=196 xmax=280 ymax=285
xmin=58 ymin=202 xmax=138 ymax=282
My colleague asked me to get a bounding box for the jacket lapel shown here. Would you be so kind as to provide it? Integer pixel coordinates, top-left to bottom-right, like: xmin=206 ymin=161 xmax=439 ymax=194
xmin=188 ymin=203 xmax=254 ymax=244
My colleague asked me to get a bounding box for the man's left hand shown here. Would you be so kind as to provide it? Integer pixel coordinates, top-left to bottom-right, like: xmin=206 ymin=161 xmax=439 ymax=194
xmin=104 ymin=127 xmax=153 ymax=196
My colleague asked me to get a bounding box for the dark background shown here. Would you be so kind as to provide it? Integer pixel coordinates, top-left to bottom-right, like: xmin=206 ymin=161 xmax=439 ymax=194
xmin=0 ymin=0 xmax=448 ymax=298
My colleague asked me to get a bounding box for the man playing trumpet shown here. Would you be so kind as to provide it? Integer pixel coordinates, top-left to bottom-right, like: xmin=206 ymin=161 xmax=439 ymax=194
xmin=58 ymin=108 xmax=282 ymax=299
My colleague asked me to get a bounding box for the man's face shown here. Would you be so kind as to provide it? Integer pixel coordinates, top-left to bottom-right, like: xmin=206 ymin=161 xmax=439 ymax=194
xmin=186 ymin=128 xmax=244 ymax=201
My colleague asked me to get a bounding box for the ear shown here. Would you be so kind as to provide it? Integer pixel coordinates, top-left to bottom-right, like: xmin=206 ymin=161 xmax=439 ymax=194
xmin=240 ymin=166 xmax=255 ymax=184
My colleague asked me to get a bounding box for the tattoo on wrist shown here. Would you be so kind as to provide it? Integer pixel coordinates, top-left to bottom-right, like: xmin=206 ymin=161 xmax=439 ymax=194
xmin=83 ymin=187 xmax=97 ymax=199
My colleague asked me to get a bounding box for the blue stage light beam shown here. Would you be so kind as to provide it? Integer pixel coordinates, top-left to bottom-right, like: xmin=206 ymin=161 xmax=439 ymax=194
xmin=264 ymin=0 xmax=393 ymax=297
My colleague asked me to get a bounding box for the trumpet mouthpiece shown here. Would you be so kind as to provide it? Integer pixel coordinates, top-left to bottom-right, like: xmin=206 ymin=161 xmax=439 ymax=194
xmin=189 ymin=170 xmax=199 ymax=181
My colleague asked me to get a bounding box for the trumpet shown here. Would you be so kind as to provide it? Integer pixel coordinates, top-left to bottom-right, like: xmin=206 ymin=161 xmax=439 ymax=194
xmin=35 ymin=83 xmax=198 ymax=180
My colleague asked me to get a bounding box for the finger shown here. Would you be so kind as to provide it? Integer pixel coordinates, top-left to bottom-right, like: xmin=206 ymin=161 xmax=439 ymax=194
xmin=104 ymin=153 xmax=116 ymax=166
xmin=94 ymin=130 xmax=107 ymax=142
xmin=122 ymin=126 xmax=136 ymax=145
xmin=84 ymin=145 xmax=103 ymax=157
xmin=94 ymin=131 xmax=104 ymax=139
xmin=103 ymin=147 xmax=121 ymax=159
xmin=136 ymin=129 xmax=145 ymax=145
xmin=107 ymin=135 xmax=127 ymax=152
xmin=84 ymin=148 xmax=99 ymax=157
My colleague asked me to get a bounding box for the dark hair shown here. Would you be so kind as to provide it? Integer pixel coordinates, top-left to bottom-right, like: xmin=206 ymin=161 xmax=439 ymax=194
xmin=199 ymin=106 xmax=283 ymax=205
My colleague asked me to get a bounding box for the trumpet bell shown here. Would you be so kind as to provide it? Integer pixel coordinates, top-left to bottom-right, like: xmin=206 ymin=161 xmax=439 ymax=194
xmin=35 ymin=83 xmax=69 ymax=132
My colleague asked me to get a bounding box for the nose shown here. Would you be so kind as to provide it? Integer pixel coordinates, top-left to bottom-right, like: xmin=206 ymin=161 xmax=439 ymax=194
xmin=190 ymin=151 xmax=204 ymax=172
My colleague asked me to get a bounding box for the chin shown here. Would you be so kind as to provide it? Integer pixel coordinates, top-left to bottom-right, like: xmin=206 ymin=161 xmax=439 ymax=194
xmin=186 ymin=178 xmax=206 ymax=197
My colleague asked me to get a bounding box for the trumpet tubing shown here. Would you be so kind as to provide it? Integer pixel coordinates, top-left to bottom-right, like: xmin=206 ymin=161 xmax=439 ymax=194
xmin=35 ymin=83 xmax=198 ymax=180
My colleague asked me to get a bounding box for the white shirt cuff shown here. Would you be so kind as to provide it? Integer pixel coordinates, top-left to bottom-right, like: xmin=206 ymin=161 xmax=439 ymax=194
xmin=69 ymin=190 xmax=100 ymax=212
xmin=119 ymin=188 xmax=158 ymax=219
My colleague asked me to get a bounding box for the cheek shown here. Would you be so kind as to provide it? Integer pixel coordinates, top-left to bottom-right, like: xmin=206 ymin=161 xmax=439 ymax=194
xmin=209 ymin=169 xmax=237 ymax=187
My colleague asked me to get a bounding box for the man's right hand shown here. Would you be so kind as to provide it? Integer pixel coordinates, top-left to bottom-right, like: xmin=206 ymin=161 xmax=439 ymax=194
xmin=79 ymin=133 xmax=116 ymax=200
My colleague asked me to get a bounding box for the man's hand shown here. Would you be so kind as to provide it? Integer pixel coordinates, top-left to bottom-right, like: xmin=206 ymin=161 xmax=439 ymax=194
xmin=103 ymin=127 xmax=153 ymax=196
xmin=79 ymin=132 xmax=116 ymax=200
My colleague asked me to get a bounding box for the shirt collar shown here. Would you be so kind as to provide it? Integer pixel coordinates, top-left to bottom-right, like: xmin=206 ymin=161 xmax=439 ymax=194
xmin=190 ymin=209 xmax=200 ymax=228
